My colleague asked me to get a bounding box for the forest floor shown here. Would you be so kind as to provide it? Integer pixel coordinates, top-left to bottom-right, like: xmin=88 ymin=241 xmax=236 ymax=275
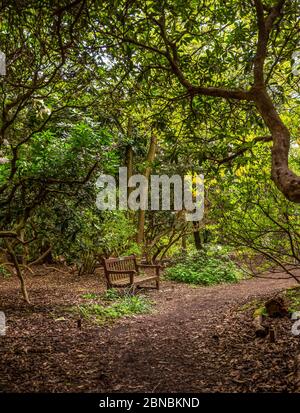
xmin=1 ymin=265 xmax=300 ymax=393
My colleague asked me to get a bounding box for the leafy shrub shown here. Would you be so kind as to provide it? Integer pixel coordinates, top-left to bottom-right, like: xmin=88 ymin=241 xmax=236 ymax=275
xmin=164 ymin=248 xmax=241 ymax=285
xmin=76 ymin=293 xmax=152 ymax=324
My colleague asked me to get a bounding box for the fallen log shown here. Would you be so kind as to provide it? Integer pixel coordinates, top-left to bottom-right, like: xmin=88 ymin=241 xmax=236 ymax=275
xmin=265 ymin=297 xmax=288 ymax=318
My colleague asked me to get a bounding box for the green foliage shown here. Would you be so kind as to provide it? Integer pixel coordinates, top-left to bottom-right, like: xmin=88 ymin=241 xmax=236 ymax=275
xmin=285 ymin=287 xmax=300 ymax=314
xmin=19 ymin=122 xmax=115 ymax=180
xmin=81 ymin=293 xmax=101 ymax=300
xmin=0 ymin=265 xmax=10 ymax=279
xmin=96 ymin=212 xmax=141 ymax=257
xmin=102 ymin=288 xmax=121 ymax=301
xmin=239 ymin=299 xmax=261 ymax=312
xmin=253 ymin=306 xmax=268 ymax=317
xmin=239 ymin=300 xmax=267 ymax=317
xmin=165 ymin=247 xmax=241 ymax=285
xmin=76 ymin=293 xmax=152 ymax=324
xmin=208 ymin=144 xmax=300 ymax=275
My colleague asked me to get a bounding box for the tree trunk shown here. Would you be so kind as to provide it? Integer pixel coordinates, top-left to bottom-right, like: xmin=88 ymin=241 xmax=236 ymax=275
xmin=125 ymin=144 xmax=134 ymax=195
xmin=19 ymin=229 xmax=28 ymax=264
xmin=254 ymin=89 xmax=300 ymax=203
xmin=5 ymin=240 xmax=30 ymax=304
xmin=193 ymin=222 xmax=202 ymax=250
xmin=125 ymin=118 xmax=134 ymax=196
xmin=136 ymin=134 xmax=157 ymax=245
xmin=181 ymin=234 xmax=187 ymax=254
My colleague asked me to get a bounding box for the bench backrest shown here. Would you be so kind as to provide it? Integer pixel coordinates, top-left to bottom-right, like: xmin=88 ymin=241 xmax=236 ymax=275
xmin=103 ymin=255 xmax=138 ymax=283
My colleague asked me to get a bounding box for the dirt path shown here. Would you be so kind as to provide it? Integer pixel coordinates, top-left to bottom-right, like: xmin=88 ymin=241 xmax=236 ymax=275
xmin=0 ymin=269 xmax=299 ymax=392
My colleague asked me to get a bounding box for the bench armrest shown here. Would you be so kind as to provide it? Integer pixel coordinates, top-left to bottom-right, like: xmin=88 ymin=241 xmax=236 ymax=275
xmin=138 ymin=264 xmax=161 ymax=276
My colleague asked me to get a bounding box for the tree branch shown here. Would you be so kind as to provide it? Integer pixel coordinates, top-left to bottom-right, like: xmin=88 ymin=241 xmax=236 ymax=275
xmin=253 ymin=0 xmax=285 ymax=86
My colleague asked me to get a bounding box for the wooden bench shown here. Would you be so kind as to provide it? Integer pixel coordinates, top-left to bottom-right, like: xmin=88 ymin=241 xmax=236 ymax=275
xmin=103 ymin=255 xmax=161 ymax=290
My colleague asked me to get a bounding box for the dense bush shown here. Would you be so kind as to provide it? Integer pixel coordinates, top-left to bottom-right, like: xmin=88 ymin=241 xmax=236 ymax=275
xmin=164 ymin=248 xmax=242 ymax=285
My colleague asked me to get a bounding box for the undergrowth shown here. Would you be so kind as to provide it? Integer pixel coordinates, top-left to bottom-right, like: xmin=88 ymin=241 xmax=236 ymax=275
xmin=239 ymin=287 xmax=300 ymax=317
xmin=164 ymin=248 xmax=242 ymax=285
xmin=284 ymin=287 xmax=300 ymax=313
xmin=76 ymin=289 xmax=152 ymax=324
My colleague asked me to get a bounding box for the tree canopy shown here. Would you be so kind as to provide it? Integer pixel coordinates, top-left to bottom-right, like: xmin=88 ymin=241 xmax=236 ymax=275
xmin=0 ymin=0 xmax=300 ymax=302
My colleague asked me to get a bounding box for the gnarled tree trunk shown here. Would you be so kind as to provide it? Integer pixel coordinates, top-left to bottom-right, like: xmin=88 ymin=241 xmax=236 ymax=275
xmin=254 ymin=89 xmax=300 ymax=202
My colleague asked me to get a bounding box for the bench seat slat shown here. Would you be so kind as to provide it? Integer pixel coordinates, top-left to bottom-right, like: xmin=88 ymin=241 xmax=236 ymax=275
xmin=109 ymin=275 xmax=159 ymax=287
